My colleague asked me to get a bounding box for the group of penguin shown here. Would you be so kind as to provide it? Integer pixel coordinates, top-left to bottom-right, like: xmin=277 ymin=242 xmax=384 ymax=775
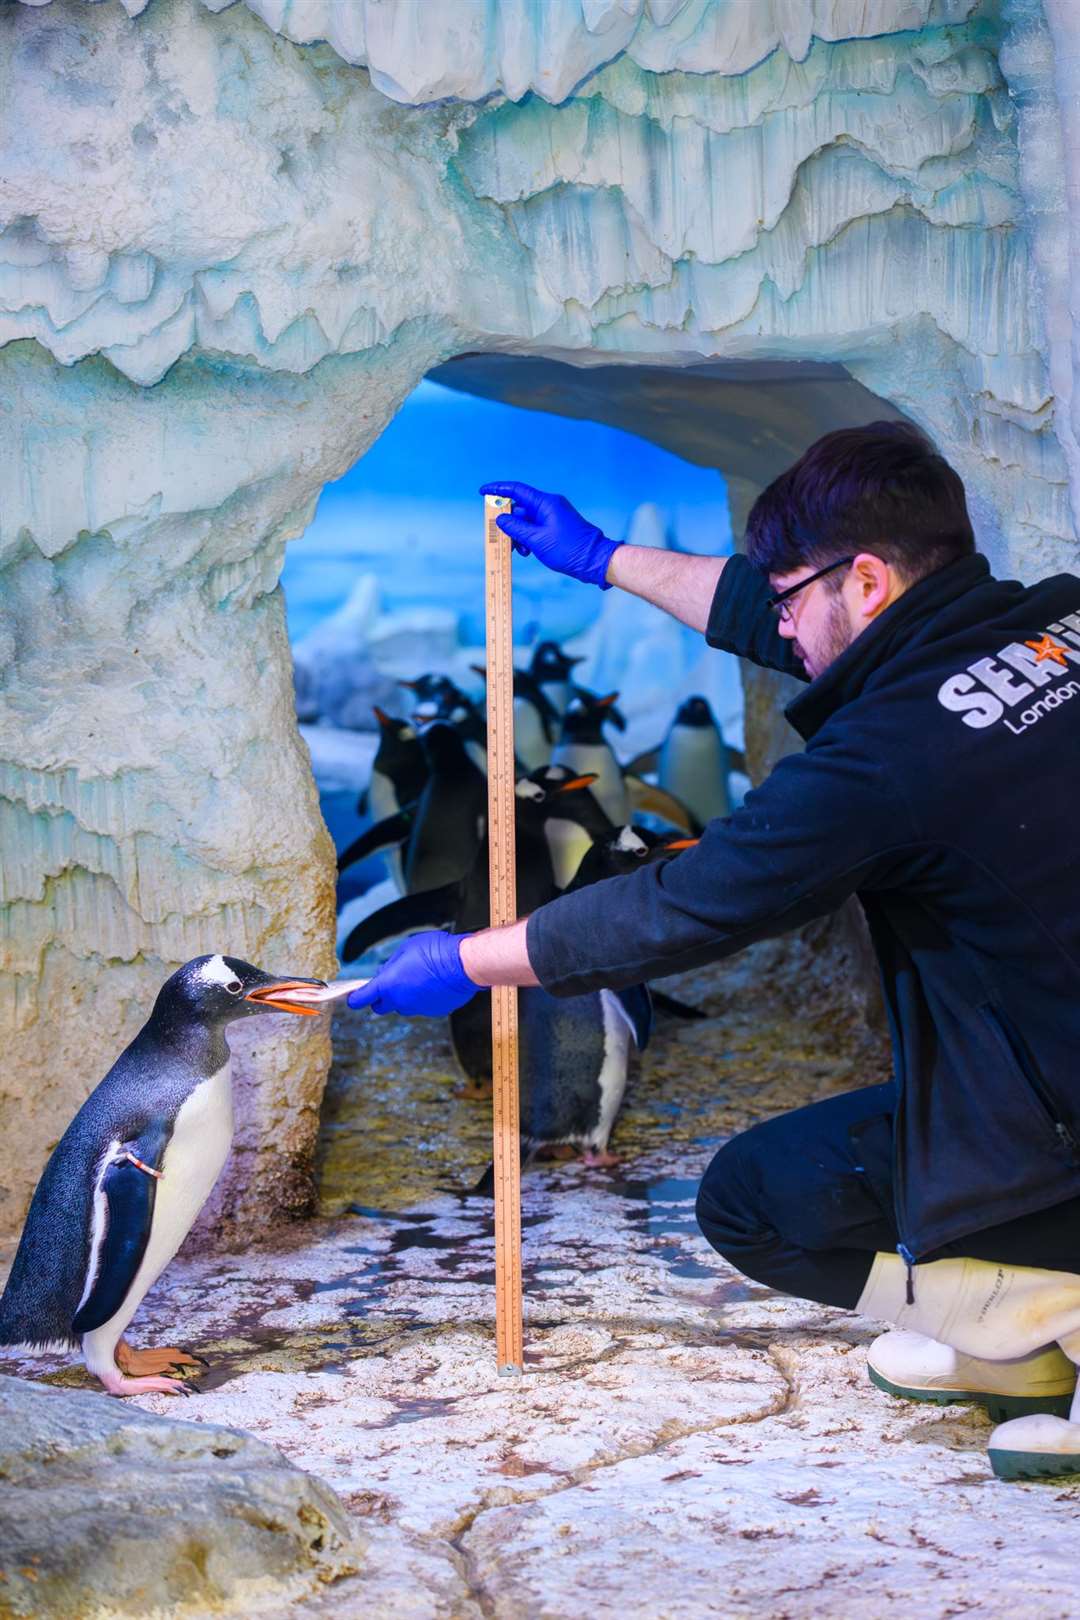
xmin=0 ymin=640 xmax=737 ymax=1395
xmin=337 ymin=639 xmax=738 ymax=1191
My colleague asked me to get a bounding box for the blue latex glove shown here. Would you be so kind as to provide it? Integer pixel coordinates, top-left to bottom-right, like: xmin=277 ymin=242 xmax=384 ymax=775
xmin=479 ymin=481 xmax=622 ymax=589
xmin=347 ymin=931 xmax=478 ymax=1016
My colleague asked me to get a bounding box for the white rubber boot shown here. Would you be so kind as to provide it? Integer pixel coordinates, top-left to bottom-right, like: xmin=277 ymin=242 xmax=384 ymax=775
xmin=856 ymin=1253 xmax=1080 ymax=1359
xmin=867 ymin=1330 xmax=1075 ymax=1423
xmin=857 ymin=1254 xmax=1080 ymax=1480
xmin=987 ymin=1334 xmax=1080 ymax=1482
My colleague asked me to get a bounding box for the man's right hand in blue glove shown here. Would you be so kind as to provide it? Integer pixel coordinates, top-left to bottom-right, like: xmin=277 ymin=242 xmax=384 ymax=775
xmin=479 ymin=481 xmax=622 ymax=589
xmin=347 ymin=931 xmax=479 ymax=1016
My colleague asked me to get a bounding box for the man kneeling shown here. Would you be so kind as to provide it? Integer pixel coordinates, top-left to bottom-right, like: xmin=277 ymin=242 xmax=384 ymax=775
xmin=350 ymin=423 xmax=1080 ymax=1482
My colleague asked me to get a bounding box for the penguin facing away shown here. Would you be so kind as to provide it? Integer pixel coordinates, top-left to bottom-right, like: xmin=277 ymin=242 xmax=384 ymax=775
xmin=337 ymin=720 xmax=487 ymax=894
xmin=0 ymin=955 xmax=325 ymax=1397
xmin=361 ymin=707 xmax=428 ymax=892
xmin=658 ymin=695 xmax=731 ymax=831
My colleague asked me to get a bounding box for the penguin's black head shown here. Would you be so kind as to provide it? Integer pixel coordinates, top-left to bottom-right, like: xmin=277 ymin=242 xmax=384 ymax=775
xmin=419 ymin=720 xmax=471 ymax=771
xmin=373 ymin=706 xmax=418 ymax=745
xmin=400 ymin=674 xmax=464 ymax=717
xmin=530 ymin=642 xmax=584 ymax=682
xmin=561 ymin=690 xmax=625 ymax=739
xmin=674 ymin=695 xmax=715 ymax=728
xmin=160 ymin=956 xmax=328 ymax=1026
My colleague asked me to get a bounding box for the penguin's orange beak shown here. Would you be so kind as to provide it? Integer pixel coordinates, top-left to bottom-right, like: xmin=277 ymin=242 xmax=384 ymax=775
xmin=555 ymin=774 xmax=599 ymax=793
xmin=245 ymin=978 xmax=328 ymax=1016
xmin=664 ymin=838 xmax=700 ymax=851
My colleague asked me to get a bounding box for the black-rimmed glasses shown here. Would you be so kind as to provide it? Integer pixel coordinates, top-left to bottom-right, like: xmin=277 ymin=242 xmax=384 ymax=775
xmin=766 ymin=556 xmax=855 ymax=622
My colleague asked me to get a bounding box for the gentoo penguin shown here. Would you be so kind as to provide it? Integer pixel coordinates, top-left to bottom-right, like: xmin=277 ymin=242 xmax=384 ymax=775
xmin=658 ymin=695 xmax=730 ymax=831
xmin=471 ymin=665 xmax=559 ymax=772
xmin=402 ymin=676 xmax=489 ymax=774
xmin=340 ymin=767 xmax=603 ymax=965
xmin=529 ymin=640 xmax=584 ymax=717
xmin=553 ymin=690 xmax=629 ymax=825
xmin=351 ymin=707 xmax=428 ymax=893
xmin=0 ymin=955 xmax=325 ymax=1397
xmin=361 ymin=707 xmax=427 ymax=825
xmin=338 ymin=721 xmax=487 ymax=895
xmin=531 ymin=761 xmax=618 ymax=891
xmin=398 ymin=673 xmax=464 ymax=713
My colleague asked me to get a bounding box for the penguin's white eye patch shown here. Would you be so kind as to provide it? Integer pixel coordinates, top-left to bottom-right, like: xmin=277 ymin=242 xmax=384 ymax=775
xmin=615 ymin=826 xmax=648 ymax=856
xmin=400 ymin=726 xmax=416 ymax=741
xmin=226 ymin=978 xmax=243 ymax=995
xmin=199 ymin=954 xmax=242 ymax=989
xmin=515 ymin=780 xmax=544 ymax=801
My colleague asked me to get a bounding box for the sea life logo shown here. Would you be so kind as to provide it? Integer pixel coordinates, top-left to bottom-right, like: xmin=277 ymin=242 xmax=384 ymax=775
xmin=937 ymin=612 xmax=1080 ymax=734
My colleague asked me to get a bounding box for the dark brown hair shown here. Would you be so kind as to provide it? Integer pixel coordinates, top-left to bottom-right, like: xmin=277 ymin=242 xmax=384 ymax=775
xmin=745 ymin=420 xmax=975 ymax=585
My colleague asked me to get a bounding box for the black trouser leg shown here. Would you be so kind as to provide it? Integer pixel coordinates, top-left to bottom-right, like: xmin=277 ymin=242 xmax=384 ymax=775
xmin=696 ymin=1083 xmax=898 ymax=1310
xmin=697 ymin=1080 xmax=1080 ymax=1312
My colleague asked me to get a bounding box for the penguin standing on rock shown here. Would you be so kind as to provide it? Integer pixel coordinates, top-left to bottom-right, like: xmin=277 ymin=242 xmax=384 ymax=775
xmin=0 ymin=955 xmax=325 ymax=1397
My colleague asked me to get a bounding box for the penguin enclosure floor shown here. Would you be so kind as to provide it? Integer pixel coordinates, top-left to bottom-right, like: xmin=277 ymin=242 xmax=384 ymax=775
xmin=4 ymin=939 xmax=1080 ymax=1619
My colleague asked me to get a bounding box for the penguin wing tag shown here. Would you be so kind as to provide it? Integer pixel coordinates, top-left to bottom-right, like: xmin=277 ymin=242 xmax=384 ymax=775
xmin=72 ymin=1120 xmax=170 ymax=1336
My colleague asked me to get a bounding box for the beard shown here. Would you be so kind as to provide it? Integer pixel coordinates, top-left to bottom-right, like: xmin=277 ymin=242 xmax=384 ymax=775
xmin=794 ymin=593 xmax=853 ymax=679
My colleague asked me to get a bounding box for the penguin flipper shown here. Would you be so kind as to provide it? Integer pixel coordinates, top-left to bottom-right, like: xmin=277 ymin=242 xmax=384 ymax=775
xmin=650 ymin=989 xmax=707 ymax=1021
xmin=337 ymin=808 xmax=415 ymax=875
xmin=342 ymin=882 xmax=460 ymax=962
xmin=625 ymin=777 xmax=697 ymax=834
xmin=613 ymin=983 xmax=653 ymax=1051
xmin=625 ymin=746 xmax=660 ymax=777
xmin=71 ymin=1121 xmax=170 ymax=1336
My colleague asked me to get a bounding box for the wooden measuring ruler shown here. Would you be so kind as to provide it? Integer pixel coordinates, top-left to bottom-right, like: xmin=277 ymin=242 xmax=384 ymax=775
xmin=483 ymin=493 xmax=524 ymax=1375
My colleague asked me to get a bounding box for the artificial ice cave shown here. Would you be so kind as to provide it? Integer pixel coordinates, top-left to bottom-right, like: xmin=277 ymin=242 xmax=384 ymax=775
xmin=3 ymin=2 xmax=1080 ymax=1614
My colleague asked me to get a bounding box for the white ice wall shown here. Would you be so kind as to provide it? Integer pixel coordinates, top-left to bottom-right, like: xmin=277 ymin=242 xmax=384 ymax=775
xmin=1 ymin=0 xmax=1077 ymax=1237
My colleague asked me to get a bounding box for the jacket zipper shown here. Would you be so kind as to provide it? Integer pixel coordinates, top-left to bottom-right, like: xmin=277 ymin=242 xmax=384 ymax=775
xmin=981 ymin=1004 xmax=1080 ymax=1162
xmin=897 ymin=1242 xmax=916 ymax=1304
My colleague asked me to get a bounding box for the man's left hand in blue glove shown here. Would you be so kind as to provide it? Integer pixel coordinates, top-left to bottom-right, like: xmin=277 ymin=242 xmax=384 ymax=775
xmin=347 ymin=931 xmax=480 ymax=1016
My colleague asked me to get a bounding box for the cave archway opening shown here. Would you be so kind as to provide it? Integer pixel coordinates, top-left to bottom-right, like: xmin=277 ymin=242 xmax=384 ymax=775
xmin=283 ymin=349 xmax=908 ymax=908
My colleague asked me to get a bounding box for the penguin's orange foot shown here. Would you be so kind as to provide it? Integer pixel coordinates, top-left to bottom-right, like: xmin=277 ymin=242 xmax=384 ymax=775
xmin=117 ymin=1339 xmax=208 ymax=1377
xmin=456 ymin=1079 xmax=493 ymax=1101
xmin=536 ymin=1142 xmax=578 ymax=1162
xmin=97 ymin=1368 xmax=194 ymax=1398
xmin=582 ymin=1147 xmax=620 ymax=1169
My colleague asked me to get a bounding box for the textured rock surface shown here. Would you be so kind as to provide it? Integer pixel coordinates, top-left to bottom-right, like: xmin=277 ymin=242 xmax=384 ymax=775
xmin=3 ymin=0 xmax=1080 ymax=1238
xmin=0 ymin=1373 xmax=363 ymax=1618
xmin=2 ymin=946 xmax=1076 ymax=1617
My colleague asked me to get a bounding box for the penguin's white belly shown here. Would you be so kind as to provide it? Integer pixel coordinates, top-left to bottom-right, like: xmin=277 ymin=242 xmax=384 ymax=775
xmin=514 ymin=700 xmax=552 ymax=770
xmin=660 ymin=729 xmax=729 ymax=825
xmin=592 ymin=992 xmax=633 ymax=1152
xmin=81 ymin=1064 xmax=234 ymax=1369
xmin=553 ymin=741 xmax=628 ymax=824
xmin=368 ymin=771 xmax=404 ymax=892
xmin=542 ymin=680 xmax=572 ymax=716
xmin=464 ymin=738 xmax=488 ymax=774
xmin=545 ymin=816 xmax=593 ymax=890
